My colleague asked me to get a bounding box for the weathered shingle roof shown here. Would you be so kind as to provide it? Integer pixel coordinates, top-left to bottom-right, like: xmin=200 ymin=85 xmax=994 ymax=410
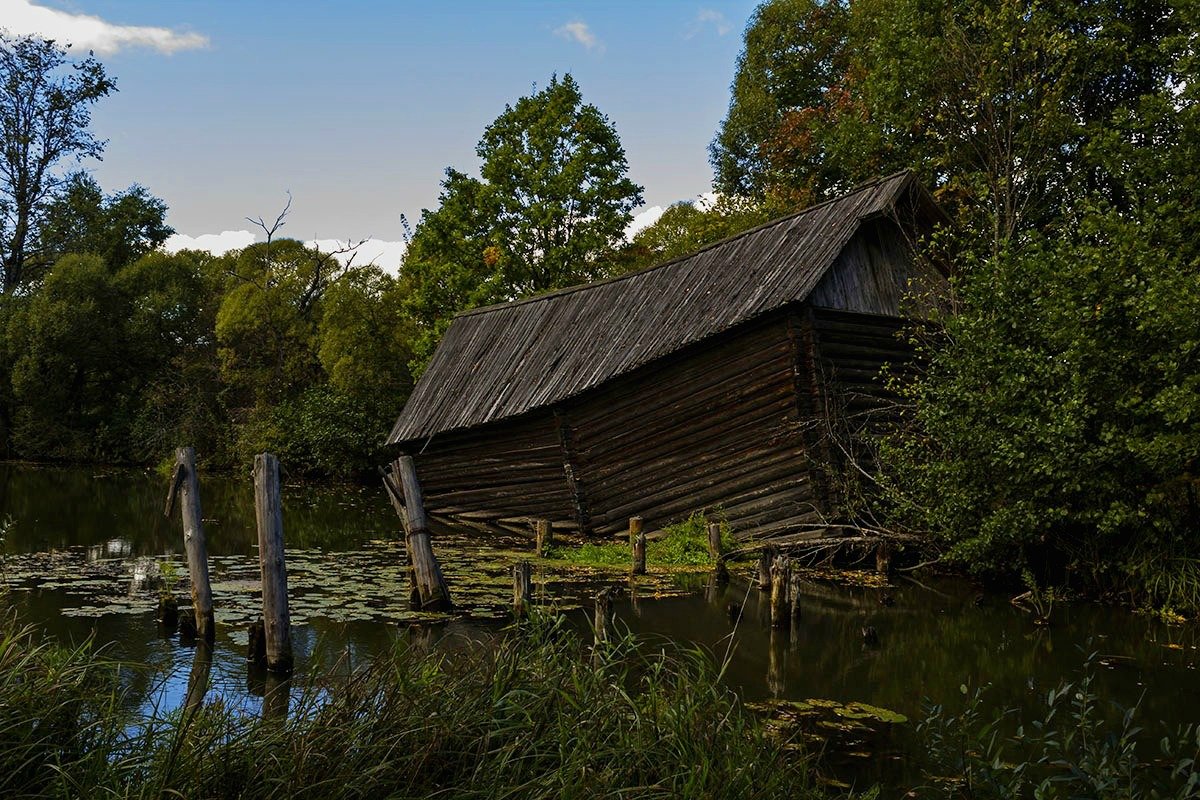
xmin=389 ymin=171 xmax=927 ymax=446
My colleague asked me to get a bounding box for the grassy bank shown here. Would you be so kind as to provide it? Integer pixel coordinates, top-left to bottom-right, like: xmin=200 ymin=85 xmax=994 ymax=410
xmin=0 ymin=612 xmax=821 ymax=799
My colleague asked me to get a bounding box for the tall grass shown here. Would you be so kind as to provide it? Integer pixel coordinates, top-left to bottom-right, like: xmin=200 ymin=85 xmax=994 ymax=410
xmin=0 ymin=612 xmax=821 ymax=799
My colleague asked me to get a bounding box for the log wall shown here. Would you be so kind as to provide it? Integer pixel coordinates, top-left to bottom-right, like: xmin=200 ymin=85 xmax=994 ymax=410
xmin=409 ymin=413 xmax=576 ymax=532
xmin=406 ymin=305 xmax=914 ymax=543
xmin=562 ymin=315 xmax=817 ymax=540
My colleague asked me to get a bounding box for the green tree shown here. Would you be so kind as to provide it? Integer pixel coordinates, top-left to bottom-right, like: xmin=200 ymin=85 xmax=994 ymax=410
xmin=873 ymin=0 xmax=1200 ymax=605
xmin=38 ymin=172 xmax=172 ymax=270
xmin=614 ymin=196 xmax=772 ymax=274
xmin=403 ymin=74 xmax=643 ymax=366
xmin=4 ymin=249 xmax=215 ymax=462
xmin=711 ymin=0 xmax=1183 ymax=254
xmin=0 ymin=34 xmax=115 ymax=293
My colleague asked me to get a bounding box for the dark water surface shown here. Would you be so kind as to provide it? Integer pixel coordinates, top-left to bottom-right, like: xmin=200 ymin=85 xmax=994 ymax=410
xmin=2 ymin=464 xmax=1197 ymax=788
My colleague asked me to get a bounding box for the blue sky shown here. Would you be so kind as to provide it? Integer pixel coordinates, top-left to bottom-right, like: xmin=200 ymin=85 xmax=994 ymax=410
xmin=5 ymin=1 xmax=760 ymax=266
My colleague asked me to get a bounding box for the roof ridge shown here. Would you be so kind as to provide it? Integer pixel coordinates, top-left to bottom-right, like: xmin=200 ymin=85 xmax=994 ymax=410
xmin=455 ymin=170 xmax=913 ymax=320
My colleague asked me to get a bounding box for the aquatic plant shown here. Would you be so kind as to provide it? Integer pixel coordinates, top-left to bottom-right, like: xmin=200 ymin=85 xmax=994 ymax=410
xmin=0 ymin=611 xmax=823 ymax=799
xmin=916 ymin=653 xmax=1200 ymax=798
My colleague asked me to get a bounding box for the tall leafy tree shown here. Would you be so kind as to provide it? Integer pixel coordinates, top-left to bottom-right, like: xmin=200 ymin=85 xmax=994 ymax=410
xmin=711 ymin=0 xmax=1184 ymax=254
xmin=38 ymin=172 xmax=172 ymax=270
xmin=0 ymin=34 xmax=115 ymax=293
xmin=403 ymin=74 xmax=643 ymax=366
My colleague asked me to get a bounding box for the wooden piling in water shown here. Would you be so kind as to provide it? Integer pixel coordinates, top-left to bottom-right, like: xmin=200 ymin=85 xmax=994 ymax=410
xmin=769 ymin=556 xmax=788 ymax=628
xmin=395 ymin=456 xmax=452 ymax=612
xmin=708 ymin=522 xmax=729 ymax=584
xmin=248 ymin=618 xmax=266 ymax=667
xmin=379 ymin=468 xmax=421 ymax=610
xmin=165 ymin=447 xmax=214 ymax=642
xmin=512 ymin=561 xmax=533 ymax=618
xmin=757 ymin=546 xmax=776 ymax=591
xmin=628 ymin=516 xmax=643 ymax=546
xmin=535 ymin=519 xmax=552 ymax=558
xmin=254 ymin=453 xmax=293 ymax=674
xmin=707 ymin=522 xmax=722 ymax=561
xmin=631 ymin=530 xmax=646 ymax=575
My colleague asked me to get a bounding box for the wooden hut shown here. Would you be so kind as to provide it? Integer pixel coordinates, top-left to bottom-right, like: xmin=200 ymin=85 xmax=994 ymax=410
xmin=385 ymin=171 xmax=947 ymax=543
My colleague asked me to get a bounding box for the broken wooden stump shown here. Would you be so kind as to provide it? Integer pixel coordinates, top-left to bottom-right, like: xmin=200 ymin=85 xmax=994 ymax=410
xmin=757 ymin=546 xmax=777 ymax=591
xmin=165 ymin=447 xmax=214 ymax=642
xmin=628 ymin=516 xmax=643 ymax=546
xmin=631 ymin=529 xmax=646 ymax=576
xmin=788 ymin=567 xmax=803 ymax=623
xmin=254 ymin=453 xmax=293 ymax=674
xmin=534 ymin=518 xmax=552 ymax=557
xmin=157 ymin=595 xmax=179 ymax=631
xmin=248 ymin=618 xmax=267 ymax=667
xmin=707 ymin=522 xmax=722 ymax=562
xmin=512 ymin=561 xmax=533 ymax=618
xmin=395 ymin=455 xmax=452 ymax=612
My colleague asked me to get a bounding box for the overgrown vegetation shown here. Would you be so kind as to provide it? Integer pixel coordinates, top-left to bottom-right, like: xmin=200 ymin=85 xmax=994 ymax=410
xmin=547 ymin=512 xmax=735 ymax=568
xmin=0 ymin=611 xmax=821 ymax=799
xmin=708 ymin=0 xmax=1200 ymax=612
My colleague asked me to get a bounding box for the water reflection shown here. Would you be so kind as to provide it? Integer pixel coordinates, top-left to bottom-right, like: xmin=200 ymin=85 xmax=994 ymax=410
xmin=3 ymin=463 xmax=1198 ymax=788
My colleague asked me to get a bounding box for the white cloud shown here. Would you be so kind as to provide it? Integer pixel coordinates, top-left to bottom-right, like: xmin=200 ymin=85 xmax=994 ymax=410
xmin=3 ymin=0 xmax=209 ymax=55
xmin=686 ymin=9 xmax=732 ymax=38
xmin=163 ymin=231 xmax=407 ymax=275
xmin=625 ymin=205 xmax=665 ymax=240
xmin=164 ymin=230 xmax=254 ymax=256
xmin=624 ymin=192 xmax=723 ymax=241
xmin=306 ymin=238 xmax=407 ymax=275
xmin=554 ymin=20 xmax=602 ymax=52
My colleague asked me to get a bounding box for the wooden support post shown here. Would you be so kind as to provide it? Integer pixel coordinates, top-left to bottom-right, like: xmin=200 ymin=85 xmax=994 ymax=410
xmin=628 ymin=516 xmax=644 ymax=547
xmin=535 ymin=519 xmax=552 ymax=558
xmin=631 ymin=530 xmax=646 ymax=575
xmin=708 ymin=522 xmax=729 ymax=584
xmin=757 ymin=546 xmax=776 ymax=591
xmin=380 ymin=468 xmax=421 ymax=610
xmin=707 ymin=522 xmax=722 ymax=562
xmin=254 ymin=453 xmax=293 ymax=674
xmin=395 ymin=455 xmax=452 ymax=612
xmin=165 ymin=447 xmax=214 ymax=642
xmin=512 ymin=561 xmax=533 ymax=618
xmin=789 ymin=567 xmax=803 ymax=623
xmin=770 ymin=556 xmax=788 ymax=628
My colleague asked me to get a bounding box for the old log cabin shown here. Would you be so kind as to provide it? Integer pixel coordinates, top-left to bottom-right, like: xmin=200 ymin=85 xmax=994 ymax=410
xmin=385 ymin=171 xmax=947 ymax=544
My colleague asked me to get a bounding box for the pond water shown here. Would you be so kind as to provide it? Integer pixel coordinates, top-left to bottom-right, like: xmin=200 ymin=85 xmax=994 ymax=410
xmin=2 ymin=463 xmax=1198 ymax=790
